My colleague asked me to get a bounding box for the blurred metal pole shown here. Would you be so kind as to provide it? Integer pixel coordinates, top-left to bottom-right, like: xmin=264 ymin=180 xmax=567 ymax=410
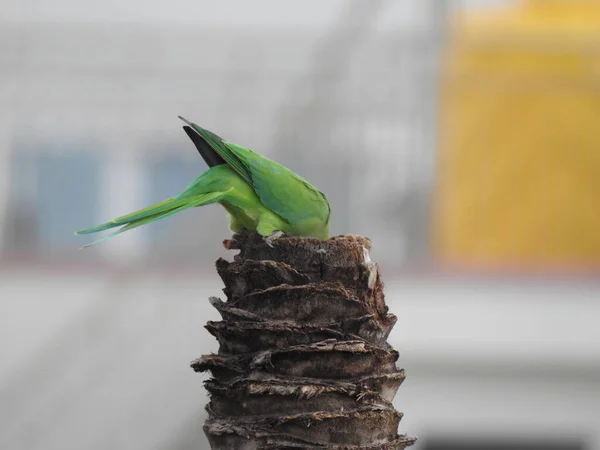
xmin=0 ymin=25 xmax=28 ymax=255
xmin=274 ymin=0 xmax=385 ymax=116
xmin=270 ymin=0 xmax=386 ymax=235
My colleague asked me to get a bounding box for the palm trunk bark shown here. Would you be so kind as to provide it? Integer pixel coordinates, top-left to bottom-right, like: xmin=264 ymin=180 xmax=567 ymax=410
xmin=191 ymin=232 xmax=416 ymax=449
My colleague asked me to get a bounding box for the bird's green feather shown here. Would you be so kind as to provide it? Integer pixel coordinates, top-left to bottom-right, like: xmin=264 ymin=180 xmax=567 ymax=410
xmin=178 ymin=117 xmax=330 ymax=227
xmin=75 ymin=197 xmax=192 ymax=235
xmin=178 ymin=116 xmax=253 ymax=187
xmin=222 ymin=141 xmax=330 ymax=226
xmin=76 ymin=118 xmax=331 ymax=248
xmin=78 ymin=192 xmax=224 ymax=247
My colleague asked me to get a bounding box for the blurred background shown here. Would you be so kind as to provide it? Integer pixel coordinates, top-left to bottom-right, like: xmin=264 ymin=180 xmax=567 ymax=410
xmin=1 ymin=0 xmax=599 ymax=449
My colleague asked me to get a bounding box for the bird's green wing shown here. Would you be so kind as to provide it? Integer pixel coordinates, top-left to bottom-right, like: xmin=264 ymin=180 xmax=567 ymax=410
xmin=179 ymin=117 xmax=330 ymax=225
xmin=222 ymin=141 xmax=330 ymax=225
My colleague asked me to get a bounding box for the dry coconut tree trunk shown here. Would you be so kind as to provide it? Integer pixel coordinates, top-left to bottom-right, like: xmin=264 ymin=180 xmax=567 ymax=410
xmin=191 ymin=231 xmax=416 ymax=449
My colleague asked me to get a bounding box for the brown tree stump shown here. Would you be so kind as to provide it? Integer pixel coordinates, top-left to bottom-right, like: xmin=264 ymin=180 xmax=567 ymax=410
xmin=191 ymin=232 xmax=416 ymax=449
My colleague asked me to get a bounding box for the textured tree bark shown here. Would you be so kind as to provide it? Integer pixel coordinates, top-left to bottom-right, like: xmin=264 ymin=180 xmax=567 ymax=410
xmin=191 ymin=231 xmax=416 ymax=449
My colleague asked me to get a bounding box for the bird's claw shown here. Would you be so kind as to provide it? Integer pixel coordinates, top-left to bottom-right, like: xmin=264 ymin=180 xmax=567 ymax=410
xmin=265 ymin=231 xmax=284 ymax=248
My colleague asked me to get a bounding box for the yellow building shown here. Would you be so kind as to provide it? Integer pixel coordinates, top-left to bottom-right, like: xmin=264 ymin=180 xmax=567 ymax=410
xmin=435 ymin=0 xmax=600 ymax=268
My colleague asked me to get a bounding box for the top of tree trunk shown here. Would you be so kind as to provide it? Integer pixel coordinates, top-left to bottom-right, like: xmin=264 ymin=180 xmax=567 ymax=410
xmin=193 ymin=232 xmax=416 ymax=449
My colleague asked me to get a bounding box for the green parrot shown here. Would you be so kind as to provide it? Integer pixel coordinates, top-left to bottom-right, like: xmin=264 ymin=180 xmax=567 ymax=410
xmin=75 ymin=116 xmax=330 ymax=248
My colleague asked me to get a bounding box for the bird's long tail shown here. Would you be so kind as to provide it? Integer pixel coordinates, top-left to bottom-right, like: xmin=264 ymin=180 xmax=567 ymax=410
xmin=75 ymin=192 xmax=224 ymax=248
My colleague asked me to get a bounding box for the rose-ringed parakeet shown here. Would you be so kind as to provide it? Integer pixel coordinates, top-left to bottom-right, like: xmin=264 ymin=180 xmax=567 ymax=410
xmin=75 ymin=116 xmax=330 ymax=247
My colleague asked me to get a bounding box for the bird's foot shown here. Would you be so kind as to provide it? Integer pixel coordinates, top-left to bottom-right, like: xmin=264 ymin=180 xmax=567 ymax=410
xmin=264 ymin=230 xmax=284 ymax=248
